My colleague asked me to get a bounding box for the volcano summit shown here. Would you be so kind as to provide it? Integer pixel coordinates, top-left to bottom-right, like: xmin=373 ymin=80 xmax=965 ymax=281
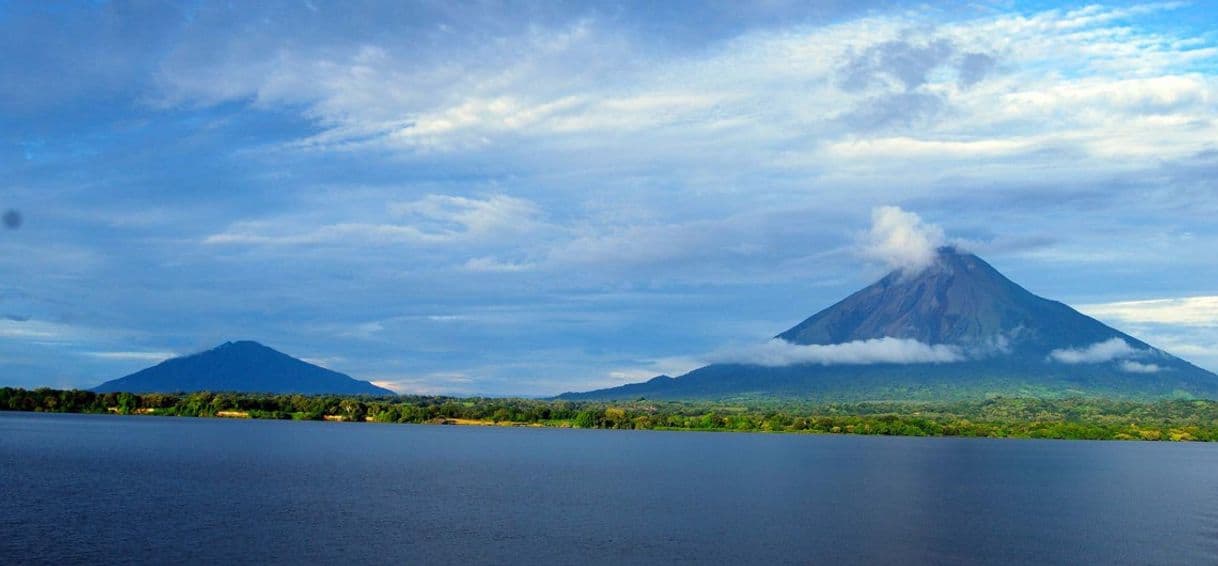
xmin=562 ymin=248 xmax=1218 ymax=401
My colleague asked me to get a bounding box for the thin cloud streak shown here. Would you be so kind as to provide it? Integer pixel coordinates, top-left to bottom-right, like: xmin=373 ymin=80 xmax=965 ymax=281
xmin=1080 ymin=296 xmax=1218 ymax=328
xmin=1048 ymin=338 xmax=1141 ymax=364
xmin=709 ymin=337 xmax=965 ymax=367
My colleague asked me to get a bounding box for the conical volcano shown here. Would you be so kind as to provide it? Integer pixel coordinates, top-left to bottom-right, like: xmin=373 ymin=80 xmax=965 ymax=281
xmin=93 ymin=340 xmax=394 ymax=395
xmin=778 ymin=248 xmax=1151 ymax=359
xmin=561 ymin=248 xmax=1218 ymax=401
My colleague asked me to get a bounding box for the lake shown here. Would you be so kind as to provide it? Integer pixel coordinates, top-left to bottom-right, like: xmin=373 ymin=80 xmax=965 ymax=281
xmin=2 ymin=412 xmax=1217 ymax=564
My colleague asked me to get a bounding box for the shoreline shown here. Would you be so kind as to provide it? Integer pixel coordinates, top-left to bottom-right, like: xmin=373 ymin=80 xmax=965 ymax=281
xmin=5 ymin=387 xmax=1215 ymax=442
xmin=5 ymin=402 xmax=1212 ymax=442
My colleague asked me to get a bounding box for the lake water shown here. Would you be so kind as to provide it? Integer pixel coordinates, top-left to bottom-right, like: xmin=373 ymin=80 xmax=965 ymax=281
xmin=3 ymin=413 xmax=1217 ymax=565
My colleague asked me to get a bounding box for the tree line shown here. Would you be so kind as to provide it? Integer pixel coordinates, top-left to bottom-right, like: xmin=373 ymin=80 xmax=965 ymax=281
xmin=3 ymin=387 xmax=1217 ymax=441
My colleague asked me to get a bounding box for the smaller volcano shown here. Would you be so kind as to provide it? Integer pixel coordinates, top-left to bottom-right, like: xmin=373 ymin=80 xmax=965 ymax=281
xmin=93 ymin=340 xmax=394 ymax=395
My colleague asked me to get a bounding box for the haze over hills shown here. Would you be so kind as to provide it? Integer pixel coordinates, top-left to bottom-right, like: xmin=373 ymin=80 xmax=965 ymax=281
xmin=561 ymin=248 xmax=1218 ymax=401
xmin=92 ymin=340 xmax=394 ymax=395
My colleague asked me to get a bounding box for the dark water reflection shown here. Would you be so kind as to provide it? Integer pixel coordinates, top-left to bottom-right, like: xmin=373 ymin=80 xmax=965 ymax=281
xmin=3 ymin=412 xmax=1217 ymax=565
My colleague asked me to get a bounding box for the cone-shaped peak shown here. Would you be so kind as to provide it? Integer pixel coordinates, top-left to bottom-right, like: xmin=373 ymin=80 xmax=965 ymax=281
xmin=93 ymin=340 xmax=394 ymax=395
xmin=778 ymin=250 xmax=1135 ymax=357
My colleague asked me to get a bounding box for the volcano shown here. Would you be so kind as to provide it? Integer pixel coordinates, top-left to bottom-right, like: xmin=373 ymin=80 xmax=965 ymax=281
xmin=92 ymin=340 xmax=394 ymax=395
xmin=561 ymin=248 xmax=1218 ymax=401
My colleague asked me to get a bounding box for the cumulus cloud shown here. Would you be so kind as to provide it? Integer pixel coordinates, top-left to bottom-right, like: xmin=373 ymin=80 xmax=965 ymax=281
xmin=1048 ymin=338 xmax=1139 ymax=364
xmin=860 ymin=206 xmax=946 ymax=275
xmin=709 ymin=337 xmax=964 ymax=367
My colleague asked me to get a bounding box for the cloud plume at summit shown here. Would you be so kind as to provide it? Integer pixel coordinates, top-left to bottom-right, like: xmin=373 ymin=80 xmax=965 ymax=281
xmin=860 ymin=206 xmax=947 ymax=276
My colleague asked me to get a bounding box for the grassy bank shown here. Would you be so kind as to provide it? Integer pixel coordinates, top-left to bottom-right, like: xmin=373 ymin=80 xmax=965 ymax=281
xmin=3 ymin=387 xmax=1218 ymax=441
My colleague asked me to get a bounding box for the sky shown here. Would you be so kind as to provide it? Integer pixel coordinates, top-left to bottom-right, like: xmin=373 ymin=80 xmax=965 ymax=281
xmin=2 ymin=0 xmax=1217 ymax=396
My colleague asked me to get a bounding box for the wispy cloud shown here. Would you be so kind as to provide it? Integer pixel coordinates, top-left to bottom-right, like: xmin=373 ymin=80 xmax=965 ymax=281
xmin=204 ymin=194 xmax=542 ymax=247
xmin=83 ymin=351 xmax=176 ymax=362
xmin=1079 ymin=296 xmax=1218 ymax=327
xmin=463 ymin=257 xmax=534 ymax=273
xmin=1120 ymin=360 xmax=1163 ymax=374
xmin=370 ymin=372 xmax=476 ymax=396
xmin=152 ymin=2 xmax=1218 ymax=174
xmin=0 ymin=318 xmax=76 ymax=342
xmin=709 ymin=337 xmax=965 ymax=367
xmin=1048 ymin=338 xmax=1144 ymax=364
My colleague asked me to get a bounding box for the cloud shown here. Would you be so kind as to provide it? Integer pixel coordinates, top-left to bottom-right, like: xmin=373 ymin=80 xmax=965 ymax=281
xmin=148 ymin=2 xmax=1216 ymax=168
xmin=1120 ymin=360 xmax=1162 ymax=374
xmin=388 ymin=194 xmax=541 ymax=238
xmin=83 ymin=351 xmax=176 ymax=362
xmin=603 ymin=355 xmax=705 ymax=383
xmin=840 ymin=91 xmax=946 ymax=131
xmin=839 ymin=38 xmax=957 ymax=92
xmin=0 ymin=318 xmax=75 ymax=341
xmin=1074 ymin=298 xmax=1218 ymax=372
xmin=958 ymin=52 xmax=996 ymax=88
xmin=860 ymin=206 xmax=946 ymax=275
xmin=370 ymin=372 xmax=476 ymax=396
xmin=1117 ymin=327 xmax=1218 ymax=373
xmin=709 ymin=337 xmax=964 ymax=367
xmin=835 ymin=37 xmax=995 ymax=129
xmin=1078 ymin=296 xmax=1218 ymax=328
xmin=1048 ymin=338 xmax=1139 ymax=364
xmin=462 ymin=257 xmax=534 ymax=272
xmin=204 ymin=194 xmax=541 ymax=247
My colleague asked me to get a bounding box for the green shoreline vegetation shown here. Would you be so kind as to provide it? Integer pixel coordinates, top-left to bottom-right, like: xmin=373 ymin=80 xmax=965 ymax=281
xmin=3 ymin=387 xmax=1218 ymax=441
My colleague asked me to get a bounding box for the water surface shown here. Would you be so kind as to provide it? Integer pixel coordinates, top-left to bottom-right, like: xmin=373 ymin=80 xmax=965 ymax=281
xmin=3 ymin=412 xmax=1217 ymax=564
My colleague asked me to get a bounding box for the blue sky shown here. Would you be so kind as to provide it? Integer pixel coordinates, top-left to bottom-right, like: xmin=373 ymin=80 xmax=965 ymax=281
xmin=2 ymin=1 xmax=1218 ymax=395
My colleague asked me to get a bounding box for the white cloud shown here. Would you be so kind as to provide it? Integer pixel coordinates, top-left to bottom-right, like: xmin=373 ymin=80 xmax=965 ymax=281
xmin=1078 ymin=296 xmax=1218 ymax=327
xmin=1120 ymin=360 xmax=1162 ymax=374
xmin=370 ymin=372 xmax=476 ymax=395
xmin=1118 ymin=327 xmax=1218 ymax=374
xmin=860 ymin=206 xmax=946 ymax=275
xmin=83 ymin=351 xmax=176 ymax=362
xmin=710 ymin=337 xmax=964 ymax=367
xmin=462 ymin=256 xmax=534 ymax=273
xmin=204 ymin=194 xmax=541 ymax=247
xmin=388 ymin=194 xmax=540 ymax=238
xmin=170 ymin=3 xmax=1218 ymax=296
xmin=604 ymin=355 xmax=705 ymax=383
xmin=153 ymin=3 xmax=1218 ymax=175
xmin=1048 ymin=337 xmax=1139 ymax=364
xmin=0 ymin=318 xmax=66 ymax=340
